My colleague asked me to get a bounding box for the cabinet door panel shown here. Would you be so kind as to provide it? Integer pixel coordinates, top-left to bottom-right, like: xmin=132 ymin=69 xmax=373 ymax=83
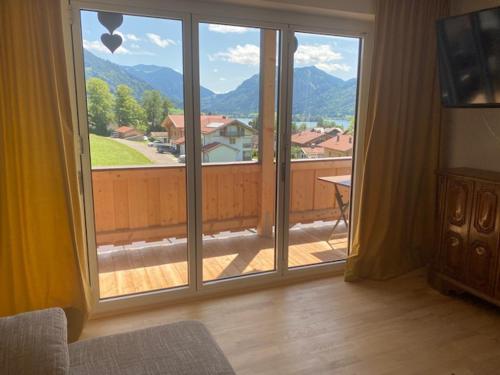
xmin=442 ymin=231 xmax=466 ymax=280
xmin=433 ymin=175 xmax=447 ymax=271
xmin=439 ymin=177 xmax=473 ymax=278
xmin=446 ymin=179 xmax=470 ymax=227
xmin=466 ymin=241 xmax=495 ymax=294
xmin=468 ymin=183 xmax=500 ymax=296
xmin=474 ymin=189 xmax=497 ymax=234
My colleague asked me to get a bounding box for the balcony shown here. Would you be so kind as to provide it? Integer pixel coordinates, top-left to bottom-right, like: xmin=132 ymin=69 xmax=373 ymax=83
xmin=92 ymin=157 xmax=352 ymax=298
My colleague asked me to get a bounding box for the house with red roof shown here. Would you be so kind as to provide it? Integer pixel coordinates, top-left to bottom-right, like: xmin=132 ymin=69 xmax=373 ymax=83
xmin=318 ymin=134 xmax=354 ymax=157
xmin=299 ymin=146 xmax=325 ymax=159
xmin=291 ymin=128 xmax=344 ymax=159
xmin=111 ymin=125 xmax=143 ymax=139
xmin=161 ymin=114 xmax=256 ymax=162
xmin=291 ymin=129 xmax=331 ymax=148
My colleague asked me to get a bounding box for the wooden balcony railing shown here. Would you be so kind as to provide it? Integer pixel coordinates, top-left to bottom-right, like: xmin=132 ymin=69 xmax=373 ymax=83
xmin=92 ymin=157 xmax=352 ymax=246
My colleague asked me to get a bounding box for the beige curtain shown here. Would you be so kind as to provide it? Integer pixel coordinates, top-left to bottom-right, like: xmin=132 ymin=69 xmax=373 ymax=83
xmin=346 ymin=0 xmax=450 ymax=280
xmin=0 ymin=0 xmax=89 ymax=340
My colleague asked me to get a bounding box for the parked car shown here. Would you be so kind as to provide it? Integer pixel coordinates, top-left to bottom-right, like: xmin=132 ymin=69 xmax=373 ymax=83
xmin=148 ymin=140 xmax=162 ymax=147
xmin=155 ymin=143 xmax=170 ymax=154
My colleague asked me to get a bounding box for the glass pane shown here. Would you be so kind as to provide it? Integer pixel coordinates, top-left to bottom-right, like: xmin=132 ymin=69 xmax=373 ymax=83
xmin=197 ymin=23 xmax=280 ymax=282
xmin=80 ymin=10 xmax=189 ymax=298
xmin=287 ymin=32 xmax=360 ymax=268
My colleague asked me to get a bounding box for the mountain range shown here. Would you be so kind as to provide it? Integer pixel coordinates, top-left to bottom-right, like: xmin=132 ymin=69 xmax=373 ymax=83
xmin=83 ymin=49 xmax=357 ymax=118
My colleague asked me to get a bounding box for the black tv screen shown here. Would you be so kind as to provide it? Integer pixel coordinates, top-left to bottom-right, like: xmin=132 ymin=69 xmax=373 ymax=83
xmin=437 ymin=7 xmax=500 ymax=107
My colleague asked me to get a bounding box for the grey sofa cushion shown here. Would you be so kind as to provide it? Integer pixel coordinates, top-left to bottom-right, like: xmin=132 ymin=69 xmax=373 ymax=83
xmin=0 ymin=308 xmax=70 ymax=375
xmin=69 ymin=320 xmax=235 ymax=375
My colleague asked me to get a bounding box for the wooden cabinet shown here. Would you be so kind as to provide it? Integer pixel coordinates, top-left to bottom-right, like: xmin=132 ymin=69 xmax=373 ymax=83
xmin=430 ymin=168 xmax=500 ymax=305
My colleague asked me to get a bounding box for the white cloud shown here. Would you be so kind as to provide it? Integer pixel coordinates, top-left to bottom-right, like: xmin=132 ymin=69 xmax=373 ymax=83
xmin=315 ymin=63 xmax=352 ymax=74
xmin=208 ymin=24 xmax=249 ymax=33
xmin=126 ymin=33 xmax=140 ymax=41
xmin=83 ymin=39 xmax=130 ymax=54
xmin=147 ymin=33 xmax=176 ymax=48
xmin=83 ymin=39 xmax=156 ymax=56
xmin=210 ymin=44 xmax=260 ymax=65
xmin=219 ymin=77 xmax=227 ymax=81
xmin=294 ymin=44 xmax=351 ymax=74
xmin=114 ymin=31 xmax=141 ymax=43
xmin=295 ymin=44 xmax=342 ymax=65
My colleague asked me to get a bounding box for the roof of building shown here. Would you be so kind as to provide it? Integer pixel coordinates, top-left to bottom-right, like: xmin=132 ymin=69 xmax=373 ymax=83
xmin=301 ymin=146 xmax=325 ymax=157
xmin=163 ymin=115 xmax=254 ymax=135
xmin=115 ymin=126 xmax=135 ymax=133
xmin=318 ymin=134 xmax=354 ymax=152
xmin=291 ymin=130 xmax=329 ymax=146
xmin=201 ymin=142 xmax=239 ymax=153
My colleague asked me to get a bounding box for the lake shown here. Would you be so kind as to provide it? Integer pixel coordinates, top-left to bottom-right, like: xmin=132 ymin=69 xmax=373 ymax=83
xmin=237 ymin=118 xmax=351 ymax=129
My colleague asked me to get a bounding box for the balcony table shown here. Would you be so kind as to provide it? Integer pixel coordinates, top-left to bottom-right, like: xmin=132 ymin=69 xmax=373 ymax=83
xmin=318 ymin=175 xmax=351 ymax=238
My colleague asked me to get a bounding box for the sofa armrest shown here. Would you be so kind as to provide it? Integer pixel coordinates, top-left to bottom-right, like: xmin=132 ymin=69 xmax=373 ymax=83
xmin=0 ymin=308 xmax=70 ymax=375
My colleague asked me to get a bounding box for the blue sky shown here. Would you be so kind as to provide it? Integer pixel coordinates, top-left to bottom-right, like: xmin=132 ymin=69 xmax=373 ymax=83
xmin=81 ymin=11 xmax=360 ymax=94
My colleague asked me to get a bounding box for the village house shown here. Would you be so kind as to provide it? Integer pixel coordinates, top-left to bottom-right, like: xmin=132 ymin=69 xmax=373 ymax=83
xmin=299 ymin=146 xmax=325 ymax=159
xmin=290 ymin=128 xmax=343 ymax=159
xmin=161 ymin=114 xmax=256 ymax=162
xmin=150 ymin=131 xmax=169 ymax=143
xmin=290 ymin=128 xmax=340 ymax=149
xmin=318 ymin=134 xmax=354 ymax=157
xmin=111 ymin=125 xmax=143 ymax=139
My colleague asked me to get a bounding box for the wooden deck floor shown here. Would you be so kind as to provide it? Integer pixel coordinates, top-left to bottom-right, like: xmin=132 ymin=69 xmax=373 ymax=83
xmin=98 ymin=222 xmax=348 ymax=299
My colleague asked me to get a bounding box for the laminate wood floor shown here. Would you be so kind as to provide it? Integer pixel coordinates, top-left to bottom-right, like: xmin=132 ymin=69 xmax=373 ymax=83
xmin=83 ymin=269 xmax=500 ymax=374
xmin=98 ymin=222 xmax=348 ymax=299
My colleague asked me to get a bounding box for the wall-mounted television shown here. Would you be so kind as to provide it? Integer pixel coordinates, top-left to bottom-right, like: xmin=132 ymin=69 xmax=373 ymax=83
xmin=437 ymin=6 xmax=500 ymax=107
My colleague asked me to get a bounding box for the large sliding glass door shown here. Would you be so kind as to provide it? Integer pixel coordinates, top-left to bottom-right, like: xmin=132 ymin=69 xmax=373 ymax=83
xmin=196 ymin=22 xmax=281 ymax=283
xmin=285 ymin=30 xmax=361 ymax=270
xmin=76 ymin=9 xmax=193 ymax=299
xmin=71 ymin=2 xmax=365 ymax=310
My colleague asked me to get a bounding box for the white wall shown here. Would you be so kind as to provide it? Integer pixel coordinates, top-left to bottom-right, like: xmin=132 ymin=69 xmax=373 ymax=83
xmin=205 ymin=145 xmax=239 ymax=162
xmin=204 ymin=126 xmax=254 ymax=161
xmin=441 ymin=0 xmax=500 ymax=172
xmin=200 ymin=0 xmax=375 ymax=20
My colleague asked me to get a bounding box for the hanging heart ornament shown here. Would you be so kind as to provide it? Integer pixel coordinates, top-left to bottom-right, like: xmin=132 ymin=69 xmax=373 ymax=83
xmin=97 ymin=12 xmax=123 ymax=34
xmin=101 ymin=33 xmax=123 ymax=53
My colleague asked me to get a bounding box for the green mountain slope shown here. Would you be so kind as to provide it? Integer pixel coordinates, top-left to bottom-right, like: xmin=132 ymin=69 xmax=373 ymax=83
xmin=83 ymin=50 xmax=155 ymax=100
xmin=124 ymin=64 xmax=215 ymax=104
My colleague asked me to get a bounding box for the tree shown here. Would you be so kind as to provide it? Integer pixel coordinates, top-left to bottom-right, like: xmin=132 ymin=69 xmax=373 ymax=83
xmin=142 ymin=90 xmax=177 ymax=132
xmin=162 ymin=97 xmax=175 ymax=118
xmin=142 ymin=90 xmax=170 ymax=132
xmin=114 ymin=84 xmax=146 ymax=131
xmin=291 ymin=145 xmax=303 ymax=159
xmin=346 ymin=115 xmax=355 ymax=134
xmin=86 ymin=78 xmax=114 ymax=135
xmin=248 ymin=116 xmax=260 ymax=130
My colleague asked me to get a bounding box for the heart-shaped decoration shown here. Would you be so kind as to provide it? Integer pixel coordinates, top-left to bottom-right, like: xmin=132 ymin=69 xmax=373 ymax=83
xmin=101 ymin=33 xmax=123 ymax=53
xmin=98 ymin=12 xmax=123 ymax=34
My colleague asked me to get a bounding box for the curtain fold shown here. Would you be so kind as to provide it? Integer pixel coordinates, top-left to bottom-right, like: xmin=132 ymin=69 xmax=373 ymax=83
xmin=346 ymin=0 xmax=450 ymax=280
xmin=0 ymin=0 xmax=89 ymax=340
